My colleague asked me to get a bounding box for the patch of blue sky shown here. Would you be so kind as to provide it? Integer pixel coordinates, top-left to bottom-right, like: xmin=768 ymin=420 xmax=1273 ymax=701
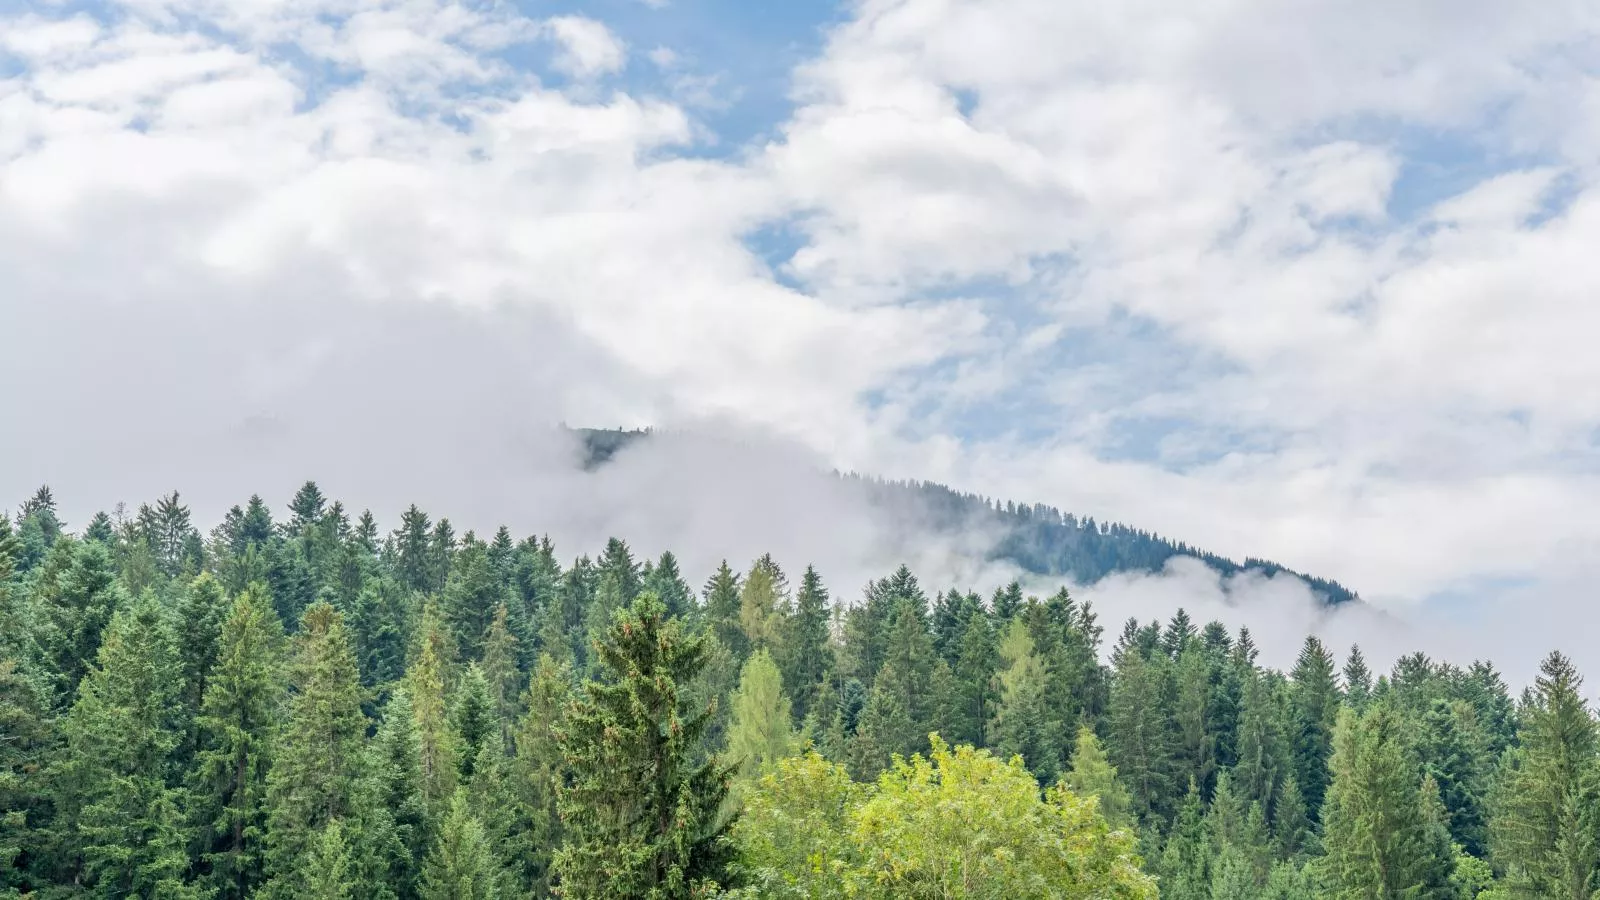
xmin=506 ymin=0 xmax=848 ymax=153
xmin=1379 ymin=121 xmax=1557 ymax=224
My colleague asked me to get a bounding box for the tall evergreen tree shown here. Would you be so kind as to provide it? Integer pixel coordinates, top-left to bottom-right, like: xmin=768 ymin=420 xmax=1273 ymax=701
xmin=646 ymin=551 xmax=692 ymax=621
xmin=1320 ymin=702 xmax=1455 ymax=899
xmin=1489 ymin=651 xmax=1600 ymax=899
xmin=1062 ymin=725 xmax=1133 ymax=829
xmin=1107 ymin=642 xmax=1179 ymax=824
xmin=701 ymin=561 xmax=746 ymax=662
xmin=420 ymin=791 xmax=502 ymax=900
xmin=1288 ymin=636 xmax=1339 ymax=822
xmin=778 ymin=565 xmax=832 ymax=726
xmin=369 ymin=688 xmax=430 ymax=900
xmin=262 ymin=604 xmax=369 ymax=894
xmin=552 ymin=593 xmax=733 ymax=899
xmin=54 ymin=592 xmax=195 ymax=897
xmin=191 ymin=589 xmax=287 ymax=900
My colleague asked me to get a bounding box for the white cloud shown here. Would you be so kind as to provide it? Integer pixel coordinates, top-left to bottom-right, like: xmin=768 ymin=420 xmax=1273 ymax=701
xmin=543 ymin=15 xmax=627 ymax=79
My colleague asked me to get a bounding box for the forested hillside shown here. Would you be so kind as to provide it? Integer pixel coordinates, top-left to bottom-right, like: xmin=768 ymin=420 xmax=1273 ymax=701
xmin=1 ymin=483 xmax=1589 ymax=898
xmin=578 ymin=427 xmax=1357 ymax=605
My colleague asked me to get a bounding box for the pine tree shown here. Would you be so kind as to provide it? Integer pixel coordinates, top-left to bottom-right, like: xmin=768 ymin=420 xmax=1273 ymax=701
xmin=480 ymin=603 xmax=521 ymax=747
xmin=1489 ymin=651 xmax=1600 ymax=898
xmin=854 ymin=598 xmax=939 ymax=770
xmin=37 ymin=537 xmax=127 ymax=700
xmin=394 ymin=506 xmax=434 ymax=595
xmin=299 ymin=819 xmax=355 ymax=900
xmin=1321 ymin=702 xmax=1455 ymax=899
xmin=369 ymin=688 xmax=431 ymax=899
xmin=0 ymin=655 xmax=48 ymax=894
xmin=778 ymin=565 xmax=832 ymax=726
xmin=947 ymin=602 xmax=996 ymax=748
xmin=1107 ymin=643 xmax=1179 ymax=824
xmin=726 ymin=649 xmax=795 ymax=782
xmin=701 ymin=561 xmax=746 ymax=661
xmin=1417 ymin=699 xmax=1488 ymax=857
xmin=440 ymin=537 xmax=502 ymax=660
xmin=738 ymin=554 xmax=788 ymax=652
xmin=262 ymin=604 xmax=369 ymax=892
xmin=1343 ymin=645 xmax=1373 ymax=710
xmin=1160 ymin=782 xmax=1212 ymax=900
xmin=496 ymin=654 xmax=571 ymax=896
xmin=55 ymin=592 xmax=196 ymax=897
xmin=176 ymin=573 xmax=231 ymax=743
xmin=191 ymin=589 xmax=287 ymax=900
xmin=407 ymin=625 xmax=458 ymax=812
xmin=421 ymin=790 xmax=502 ymax=900
xmin=646 ymin=551 xmax=693 ymax=621
xmin=1288 ymin=636 xmax=1338 ymax=822
xmin=552 ymin=592 xmax=734 ymax=899
xmin=453 ymin=665 xmax=495 ymax=781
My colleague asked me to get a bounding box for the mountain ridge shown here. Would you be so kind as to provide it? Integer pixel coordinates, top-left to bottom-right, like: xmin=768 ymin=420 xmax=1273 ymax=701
xmin=574 ymin=426 xmax=1359 ymax=606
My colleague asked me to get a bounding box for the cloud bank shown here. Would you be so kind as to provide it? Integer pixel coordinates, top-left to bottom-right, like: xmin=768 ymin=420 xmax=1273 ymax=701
xmin=3 ymin=0 xmax=1599 ymax=682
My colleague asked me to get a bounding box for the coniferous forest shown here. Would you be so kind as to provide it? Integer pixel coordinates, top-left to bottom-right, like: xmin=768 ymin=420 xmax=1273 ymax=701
xmin=1 ymin=483 xmax=1593 ymax=898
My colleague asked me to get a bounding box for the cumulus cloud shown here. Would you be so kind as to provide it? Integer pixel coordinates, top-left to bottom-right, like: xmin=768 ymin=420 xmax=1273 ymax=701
xmin=2 ymin=0 xmax=1599 ymax=683
xmin=543 ymin=16 xmax=627 ymax=79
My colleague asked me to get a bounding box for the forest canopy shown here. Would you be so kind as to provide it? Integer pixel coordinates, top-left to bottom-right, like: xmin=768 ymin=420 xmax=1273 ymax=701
xmin=0 ymin=482 xmax=1582 ymax=898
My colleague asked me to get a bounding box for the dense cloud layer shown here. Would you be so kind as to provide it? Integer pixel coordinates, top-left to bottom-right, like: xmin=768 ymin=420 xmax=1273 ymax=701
xmin=3 ymin=0 xmax=1599 ymax=685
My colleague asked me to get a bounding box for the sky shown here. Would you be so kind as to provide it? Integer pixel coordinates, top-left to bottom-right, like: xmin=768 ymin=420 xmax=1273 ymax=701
xmin=2 ymin=0 xmax=1599 ymax=674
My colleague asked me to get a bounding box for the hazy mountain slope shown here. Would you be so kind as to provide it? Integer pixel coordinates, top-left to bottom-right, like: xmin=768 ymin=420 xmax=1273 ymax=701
xmin=576 ymin=428 xmax=1358 ymax=605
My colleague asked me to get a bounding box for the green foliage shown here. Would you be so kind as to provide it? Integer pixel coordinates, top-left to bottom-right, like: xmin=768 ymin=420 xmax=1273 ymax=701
xmin=191 ymin=588 xmax=286 ymax=900
xmin=420 ymin=791 xmax=502 ymax=900
xmin=1488 ymin=651 xmax=1600 ymax=899
xmin=727 ymin=649 xmax=796 ymax=781
xmin=552 ymin=592 xmax=734 ymax=899
xmin=731 ymin=737 xmax=1157 ymax=899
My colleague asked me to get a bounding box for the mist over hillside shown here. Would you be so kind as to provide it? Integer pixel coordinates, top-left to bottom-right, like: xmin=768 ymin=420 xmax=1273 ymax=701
xmin=577 ymin=427 xmax=1358 ymax=606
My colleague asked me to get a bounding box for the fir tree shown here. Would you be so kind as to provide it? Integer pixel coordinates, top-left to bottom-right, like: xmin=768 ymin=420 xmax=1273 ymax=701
xmin=262 ymin=604 xmax=369 ymax=893
xmin=369 ymin=688 xmax=430 ymax=899
xmin=552 ymin=592 xmax=734 ymax=899
xmin=1320 ymin=702 xmax=1455 ymax=899
xmin=1107 ymin=642 xmax=1179 ymax=824
xmin=1489 ymin=651 xmax=1600 ymax=898
xmin=778 ymin=565 xmax=832 ymax=725
xmin=646 ymin=551 xmax=693 ymax=621
xmin=1288 ymin=636 xmax=1338 ymax=822
xmin=420 ymin=790 xmax=502 ymax=900
xmin=453 ymin=664 xmax=495 ymax=781
xmin=1343 ymin=645 xmax=1373 ymax=710
xmin=480 ymin=603 xmax=521 ymax=747
xmin=407 ymin=625 xmax=458 ymax=812
xmin=55 ymin=592 xmax=195 ymax=897
xmin=191 ymin=589 xmax=287 ymax=900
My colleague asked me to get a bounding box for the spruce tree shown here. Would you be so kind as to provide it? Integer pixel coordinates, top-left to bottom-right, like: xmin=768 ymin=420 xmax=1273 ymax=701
xmin=55 ymin=592 xmax=196 ymax=897
xmin=262 ymin=604 xmax=369 ymax=893
xmin=1320 ymin=702 xmax=1455 ymax=899
xmin=420 ymin=790 xmax=502 ymax=900
xmin=452 ymin=664 xmax=495 ymax=781
xmin=1343 ymin=645 xmax=1373 ymax=710
xmin=947 ymin=602 xmax=997 ymax=748
xmin=480 ymin=603 xmax=521 ymax=747
xmin=1489 ymin=651 xmax=1600 ymax=898
xmin=1288 ymin=636 xmax=1338 ymax=822
xmin=645 ymin=551 xmax=692 ymax=621
xmin=778 ymin=565 xmax=832 ymax=725
xmin=552 ymin=592 xmax=733 ymax=899
xmin=701 ymin=561 xmax=746 ymax=662
xmin=191 ymin=589 xmax=287 ymax=900
xmin=406 ymin=626 xmax=458 ymax=812
xmin=1107 ymin=642 xmax=1179 ymax=824
xmin=369 ymin=688 xmax=430 ymax=899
